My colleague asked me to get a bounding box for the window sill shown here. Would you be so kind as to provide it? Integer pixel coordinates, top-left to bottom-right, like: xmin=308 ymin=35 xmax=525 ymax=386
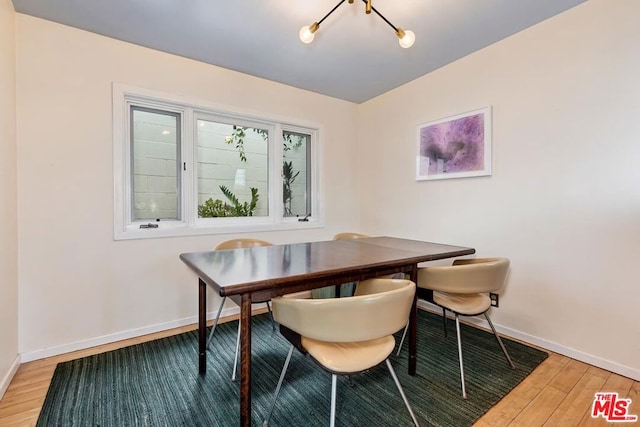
xmin=113 ymin=218 xmax=324 ymax=241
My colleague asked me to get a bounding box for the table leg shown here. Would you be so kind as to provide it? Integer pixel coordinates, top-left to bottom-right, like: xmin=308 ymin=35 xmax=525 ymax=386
xmin=409 ymin=266 xmax=417 ymax=376
xmin=240 ymin=293 xmax=252 ymax=427
xmin=198 ymin=278 xmax=207 ymax=374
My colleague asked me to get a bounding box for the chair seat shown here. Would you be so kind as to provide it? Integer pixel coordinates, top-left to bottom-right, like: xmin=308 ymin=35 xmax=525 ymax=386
xmin=302 ymin=335 xmax=395 ymax=374
xmin=434 ymin=291 xmax=491 ymax=315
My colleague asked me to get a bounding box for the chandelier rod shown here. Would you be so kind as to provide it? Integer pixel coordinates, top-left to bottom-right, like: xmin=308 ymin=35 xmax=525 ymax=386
xmin=361 ymin=0 xmax=399 ymax=33
xmin=318 ymin=0 xmax=347 ymax=26
xmin=299 ymin=0 xmax=415 ymax=48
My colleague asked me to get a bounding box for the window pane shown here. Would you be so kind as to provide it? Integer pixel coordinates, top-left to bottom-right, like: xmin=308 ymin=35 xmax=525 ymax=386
xmin=283 ymin=131 xmax=311 ymax=218
xmin=131 ymin=107 xmax=181 ymax=221
xmin=196 ymin=120 xmax=269 ymax=218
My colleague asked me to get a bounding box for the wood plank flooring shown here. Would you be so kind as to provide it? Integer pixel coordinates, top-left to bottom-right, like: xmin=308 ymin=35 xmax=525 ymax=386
xmin=1 ymin=313 xmax=637 ymax=426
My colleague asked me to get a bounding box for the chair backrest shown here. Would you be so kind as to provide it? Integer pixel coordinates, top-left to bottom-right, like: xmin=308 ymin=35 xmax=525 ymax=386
xmin=333 ymin=232 xmax=370 ymax=240
xmin=417 ymin=257 xmax=510 ymax=294
xmin=353 ymin=277 xmax=402 ymax=296
xmin=214 ymin=238 xmax=272 ymax=250
xmin=273 ymin=278 xmax=415 ymax=343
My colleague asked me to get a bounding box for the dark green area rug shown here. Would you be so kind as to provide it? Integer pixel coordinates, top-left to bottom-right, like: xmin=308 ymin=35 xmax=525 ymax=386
xmin=37 ymin=310 xmax=547 ymax=426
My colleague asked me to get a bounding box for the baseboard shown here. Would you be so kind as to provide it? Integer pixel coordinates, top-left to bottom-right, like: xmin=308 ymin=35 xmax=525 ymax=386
xmin=416 ymin=301 xmax=640 ymax=381
xmin=20 ymin=304 xmax=249 ymax=363
xmin=19 ymin=302 xmax=639 ymax=382
xmin=0 ymin=354 xmax=21 ymax=401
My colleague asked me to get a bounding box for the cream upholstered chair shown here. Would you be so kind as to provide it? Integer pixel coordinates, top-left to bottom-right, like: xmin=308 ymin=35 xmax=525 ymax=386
xmin=263 ymin=278 xmax=420 ymax=427
xmin=333 ymin=232 xmax=371 ymax=297
xmin=412 ymin=257 xmax=515 ymax=399
xmin=333 ymin=232 xmax=370 ymax=240
xmin=336 ymin=232 xmax=371 ymax=295
xmin=312 ymin=232 xmax=372 ymax=299
xmin=207 ymin=238 xmax=275 ymax=381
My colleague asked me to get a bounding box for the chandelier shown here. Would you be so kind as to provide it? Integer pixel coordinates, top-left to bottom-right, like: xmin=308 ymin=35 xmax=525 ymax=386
xmin=299 ymin=0 xmax=416 ymax=48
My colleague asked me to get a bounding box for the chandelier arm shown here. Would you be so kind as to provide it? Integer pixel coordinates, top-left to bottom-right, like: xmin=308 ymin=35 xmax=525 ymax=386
xmin=359 ymin=0 xmax=399 ymax=32
xmin=318 ymin=0 xmax=348 ymax=25
xmin=301 ymin=0 xmax=413 ymax=47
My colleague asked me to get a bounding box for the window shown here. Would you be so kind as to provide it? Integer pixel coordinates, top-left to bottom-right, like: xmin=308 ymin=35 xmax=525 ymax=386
xmin=195 ymin=118 xmax=270 ymax=219
xmin=283 ymin=129 xmax=311 ymax=218
xmin=113 ymin=84 xmax=322 ymax=239
xmin=131 ymin=107 xmax=181 ymax=221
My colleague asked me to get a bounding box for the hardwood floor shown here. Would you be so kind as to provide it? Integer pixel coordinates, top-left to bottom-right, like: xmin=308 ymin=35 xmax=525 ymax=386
xmin=1 ymin=313 xmax=637 ymax=427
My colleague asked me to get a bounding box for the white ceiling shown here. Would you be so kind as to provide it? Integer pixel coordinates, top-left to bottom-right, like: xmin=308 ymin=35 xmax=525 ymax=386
xmin=11 ymin=0 xmax=587 ymax=103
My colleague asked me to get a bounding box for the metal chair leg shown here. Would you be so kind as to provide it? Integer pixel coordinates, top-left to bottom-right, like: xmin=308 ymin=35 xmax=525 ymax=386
xmin=209 ymin=297 xmax=276 ymax=381
xmin=395 ymin=320 xmax=409 ymax=356
xmin=484 ymin=313 xmax=516 ymax=369
xmin=442 ymin=307 xmax=448 ymax=338
xmin=395 ymin=305 xmax=447 ymax=357
xmin=386 ymin=359 xmax=420 ymax=426
xmin=263 ymin=345 xmax=295 ymax=427
xmin=231 ymin=321 xmax=241 ymax=381
xmin=330 ymin=374 xmax=338 ymax=427
xmin=206 ymin=296 xmax=227 ymax=349
xmin=455 ymin=314 xmax=467 ymax=399
xmin=266 ymin=301 xmax=275 ymax=331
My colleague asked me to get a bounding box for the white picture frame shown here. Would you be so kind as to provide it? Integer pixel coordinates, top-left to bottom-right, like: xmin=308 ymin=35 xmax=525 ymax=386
xmin=416 ymin=107 xmax=492 ymax=181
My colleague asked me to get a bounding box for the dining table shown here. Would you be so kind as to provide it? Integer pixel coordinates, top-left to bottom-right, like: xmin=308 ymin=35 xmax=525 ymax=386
xmin=179 ymin=236 xmax=475 ymax=426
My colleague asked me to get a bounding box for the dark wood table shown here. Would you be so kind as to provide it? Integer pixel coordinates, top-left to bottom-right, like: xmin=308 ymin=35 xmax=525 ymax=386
xmin=180 ymin=236 xmax=475 ymax=426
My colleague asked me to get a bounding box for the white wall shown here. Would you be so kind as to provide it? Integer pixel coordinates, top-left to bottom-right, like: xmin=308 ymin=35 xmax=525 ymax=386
xmin=0 ymin=0 xmax=19 ymax=398
xmin=357 ymin=0 xmax=640 ymax=379
xmin=12 ymin=0 xmax=639 ymax=383
xmin=15 ymin=15 xmax=359 ymax=358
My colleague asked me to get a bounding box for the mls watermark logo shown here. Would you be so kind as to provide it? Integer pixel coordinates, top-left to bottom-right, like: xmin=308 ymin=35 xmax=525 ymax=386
xmin=591 ymin=392 xmax=638 ymax=422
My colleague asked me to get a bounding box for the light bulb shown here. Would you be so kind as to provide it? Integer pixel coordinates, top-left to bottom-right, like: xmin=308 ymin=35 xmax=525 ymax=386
xmin=398 ymin=29 xmax=415 ymax=48
xmin=299 ymin=25 xmax=315 ymax=44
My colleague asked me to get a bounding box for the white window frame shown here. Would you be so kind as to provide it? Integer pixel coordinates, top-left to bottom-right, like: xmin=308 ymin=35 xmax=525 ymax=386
xmin=113 ymin=83 xmax=323 ymax=240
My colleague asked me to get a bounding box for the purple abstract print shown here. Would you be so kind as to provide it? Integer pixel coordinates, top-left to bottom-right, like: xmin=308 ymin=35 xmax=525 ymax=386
xmin=419 ymin=112 xmax=485 ymax=176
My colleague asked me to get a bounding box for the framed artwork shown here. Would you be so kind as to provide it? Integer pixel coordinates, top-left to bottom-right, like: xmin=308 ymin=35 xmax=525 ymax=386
xmin=416 ymin=107 xmax=492 ymax=181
